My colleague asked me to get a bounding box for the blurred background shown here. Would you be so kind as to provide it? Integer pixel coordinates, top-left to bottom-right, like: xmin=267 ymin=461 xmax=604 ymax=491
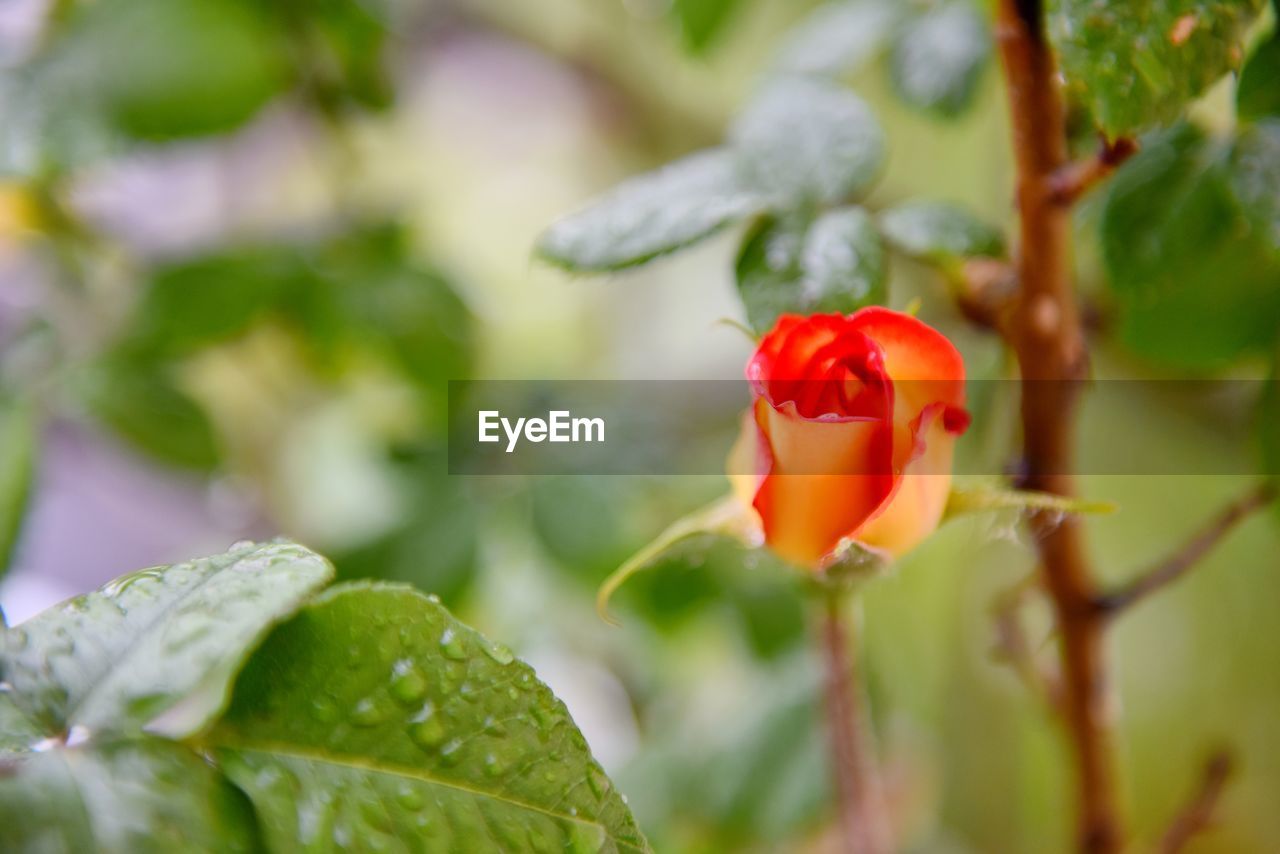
xmin=1 ymin=0 xmax=1277 ymax=851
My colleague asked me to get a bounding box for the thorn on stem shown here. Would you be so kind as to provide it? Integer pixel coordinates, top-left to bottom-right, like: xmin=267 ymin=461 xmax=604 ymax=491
xmin=1158 ymin=750 xmax=1235 ymax=854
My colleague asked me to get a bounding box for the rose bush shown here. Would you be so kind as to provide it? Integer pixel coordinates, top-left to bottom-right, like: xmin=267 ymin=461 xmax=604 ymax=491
xmin=728 ymin=308 xmax=969 ymax=567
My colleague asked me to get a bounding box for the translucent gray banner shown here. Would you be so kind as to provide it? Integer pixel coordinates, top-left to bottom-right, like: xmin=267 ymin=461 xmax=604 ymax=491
xmin=447 ymin=380 xmax=1274 ymax=476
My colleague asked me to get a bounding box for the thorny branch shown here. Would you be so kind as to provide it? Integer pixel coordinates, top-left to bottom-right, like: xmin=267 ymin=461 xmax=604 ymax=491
xmin=1157 ymin=751 xmax=1234 ymax=854
xmin=991 ymin=574 xmax=1062 ymax=710
xmin=1047 ymin=136 xmax=1139 ymax=206
xmin=995 ymin=0 xmax=1122 ymax=849
xmin=1096 ymin=482 xmax=1278 ymax=616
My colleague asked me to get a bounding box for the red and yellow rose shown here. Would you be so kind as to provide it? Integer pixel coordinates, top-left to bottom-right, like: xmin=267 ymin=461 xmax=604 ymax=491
xmin=728 ymin=308 xmax=969 ymax=568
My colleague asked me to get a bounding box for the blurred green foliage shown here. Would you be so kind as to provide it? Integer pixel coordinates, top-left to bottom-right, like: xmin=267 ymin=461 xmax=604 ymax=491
xmin=1 ymin=0 xmax=1279 ymax=850
xmin=0 ymin=397 xmax=36 ymax=582
xmin=1099 ymin=121 xmax=1280 ymax=368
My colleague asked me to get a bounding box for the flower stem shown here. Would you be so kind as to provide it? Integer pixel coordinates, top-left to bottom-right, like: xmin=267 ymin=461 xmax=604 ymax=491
xmin=819 ymin=592 xmax=892 ymax=854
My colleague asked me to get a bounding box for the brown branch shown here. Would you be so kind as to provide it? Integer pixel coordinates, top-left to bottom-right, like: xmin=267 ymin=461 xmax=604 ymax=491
xmin=991 ymin=574 xmax=1063 ymax=710
xmin=995 ymin=1 xmax=1123 ymax=851
xmin=1158 ymin=751 xmax=1234 ymax=854
xmin=819 ymin=595 xmax=892 ymax=854
xmin=1047 ymin=136 xmax=1139 ymax=206
xmin=1097 ymin=482 xmax=1278 ymax=616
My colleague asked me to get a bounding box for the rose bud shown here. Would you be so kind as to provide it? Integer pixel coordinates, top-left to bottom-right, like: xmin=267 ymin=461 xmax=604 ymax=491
xmin=728 ymin=308 xmax=970 ymax=568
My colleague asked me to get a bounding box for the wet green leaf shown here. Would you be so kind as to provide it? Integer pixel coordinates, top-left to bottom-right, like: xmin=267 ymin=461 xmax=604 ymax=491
xmin=672 ymin=0 xmax=749 ymax=54
xmin=736 ymin=207 xmax=886 ymax=332
xmin=536 ymin=149 xmax=765 ymax=272
xmin=772 ymin=0 xmax=901 ymax=77
xmin=1100 ymin=122 xmax=1280 ymax=367
xmin=0 ymin=397 xmax=37 ymax=583
xmin=1049 ymin=0 xmax=1265 ymax=135
xmin=888 ymin=1 xmax=991 ymax=117
xmin=0 ymin=739 xmax=261 ymax=854
xmin=0 ymin=693 xmax=44 ymax=758
xmin=1 ymin=541 xmax=332 ymax=741
xmin=210 ymin=582 xmax=649 ymax=853
xmin=878 ymin=200 xmax=1005 ymax=266
xmin=730 ymin=77 xmax=885 ymax=206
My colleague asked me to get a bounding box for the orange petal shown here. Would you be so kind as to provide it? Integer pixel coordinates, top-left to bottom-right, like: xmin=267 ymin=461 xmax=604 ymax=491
xmin=751 ymin=398 xmax=894 ymax=567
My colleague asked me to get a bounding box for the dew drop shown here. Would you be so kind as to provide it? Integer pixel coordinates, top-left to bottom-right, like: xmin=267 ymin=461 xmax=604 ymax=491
xmin=438 ymin=738 xmax=465 ymax=766
xmin=396 ymin=784 xmax=424 ymax=811
xmin=408 ymin=702 xmax=446 ymax=750
xmin=350 ymin=697 xmax=386 ymax=727
xmin=439 ymin=627 xmax=467 ymax=661
xmin=483 ymin=752 xmax=505 ymax=776
xmin=359 ymin=799 xmax=392 ymax=832
xmin=312 ymin=696 xmax=340 ymax=724
xmin=481 ymin=639 xmax=514 ymax=665
xmin=389 ymin=659 xmax=428 ymax=705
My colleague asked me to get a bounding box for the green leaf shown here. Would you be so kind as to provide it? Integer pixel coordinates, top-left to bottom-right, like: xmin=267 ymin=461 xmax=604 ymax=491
xmin=0 ymin=739 xmax=261 ymax=854
xmin=1260 ymin=358 xmax=1280 ymax=486
xmin=1238 ymin=24 xmax=1280 ymax=121
xmin=0 ymin=396 xmax=37 ymax=582
xmin=730 ymin=77 xmax=885 ymax=206
xmin=131 ymin=248 xmax=302 ymax=357
xmin=530 ymin=476 xmax=640 ymax=586
xmin=654 ymin=662 xmax=829 ymax=845
xmin=1226 ymin=119 xmax=1280 ymax=251
xmin=888 ymin=1 xmax=991 ymax=117
xmin=1049 ymin=0 xmax=1266 ymax=135
xmin=736 ymin=207 xmax=886 ymax=332
xmin=772 ymin=0 xmax=901 ymax=77
xmin=944 ymin=485 xmax=1117 ymax=519
xmin=331 ymin=446 xmax=478 ymax=607
xmin=293 ymin=0 xmax=394 ymax=110
xmin=0 ymin=692 xmax=45 ymax=758
xmin=210 ymin=582 xmax=650 ymax=852
xmin=877 ymin=200 xmax=1005 ymax=266
xmin=80 ymin=354 xmax=221 ymax=471
xmin=597 ymin=496 xmax=755 ymax=625
xmin=672 ymin=0 xmax=749 ymax=54
xmin=48 ymin=0 xmax=290 ymax=140
xmin=1 ymin=541 xmax=333 ymax=741
xmin=536 ymin=149 xmax=764 ymax=272
xmin=306 ymin=226 xmax=474 ymax=413
xmin=1100 ymin=122 xmax=1280 ymax=367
